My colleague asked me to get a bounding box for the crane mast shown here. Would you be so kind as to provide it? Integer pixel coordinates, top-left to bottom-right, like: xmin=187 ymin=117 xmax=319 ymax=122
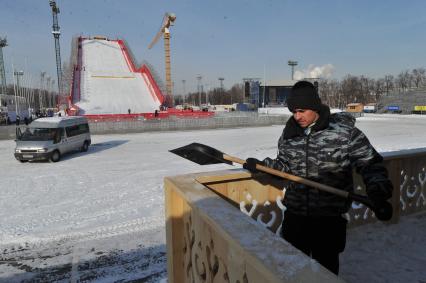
xmin=0 ymin=37 xmax=7 ymax=94
xmin=148 ymin=13 xmax=176 ymax=107
xmin=49 ymin=0 xmax=63 ymax=104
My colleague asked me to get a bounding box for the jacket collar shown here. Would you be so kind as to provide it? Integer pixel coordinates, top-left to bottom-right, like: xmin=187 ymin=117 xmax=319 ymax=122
xmin=283 ymin=104 xmax=331 ymax=139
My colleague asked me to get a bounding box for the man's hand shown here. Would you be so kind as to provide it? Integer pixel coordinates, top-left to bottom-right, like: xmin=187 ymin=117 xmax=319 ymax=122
xmin=368 ymin=188 xmax=393 ymax=221
xmin=243 ymin=158 xmax=263 ymax=173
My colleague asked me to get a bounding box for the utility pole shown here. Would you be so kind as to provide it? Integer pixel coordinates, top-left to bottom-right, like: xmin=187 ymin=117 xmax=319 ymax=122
xmin=262 ymin=64 xmax=266 ymax=107
xmin=196 ymin=75 xmax=202 ymax=106
xmin=181 ymin=79 xmax=186 ymax=104
xmin=288 ymin=60 xmax=298 ymax=80
xmin=218 ymin=77 xmax=224 ymax=104
xmin=46 ymin=77 xmax=51 ymax=108
xmin=51 ymin=79 xmax=55 ymax=107
xmin=13 ymin=70 xmax=24 ymax=118
xmin=0 ymin=37 xmax=7 ymax=94
xmin=39 ymin=72 xmax=46 ymax=110
xmin=204 ymin=83 xmax=208 ymax=106
xmin=49 ymin=1 xmax=63 ymax=105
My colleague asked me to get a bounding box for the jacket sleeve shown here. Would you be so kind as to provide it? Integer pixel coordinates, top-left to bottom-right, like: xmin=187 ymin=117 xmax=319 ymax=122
xmin=262 ymin=133 xmax=291 ymax=172
xmin=349 ymin=127 xmax=393 ymax=200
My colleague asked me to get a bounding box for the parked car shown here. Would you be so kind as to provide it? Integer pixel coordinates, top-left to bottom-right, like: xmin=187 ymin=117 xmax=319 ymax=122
xmin=14 ymin=116 xmax=91 ymax=162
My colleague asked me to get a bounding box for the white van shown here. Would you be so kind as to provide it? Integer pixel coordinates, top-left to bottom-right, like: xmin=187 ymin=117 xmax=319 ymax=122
xmin=14 ymin=116 xmax=91 ymax=162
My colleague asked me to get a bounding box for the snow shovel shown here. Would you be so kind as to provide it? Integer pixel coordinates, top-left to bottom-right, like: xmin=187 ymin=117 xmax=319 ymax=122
xmin=169 ymin=142 xmax=393 ymax=221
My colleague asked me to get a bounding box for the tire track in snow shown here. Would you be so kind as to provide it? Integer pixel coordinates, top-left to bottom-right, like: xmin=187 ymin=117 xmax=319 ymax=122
xmin=0 ymin=216 xmax=164 ymax=259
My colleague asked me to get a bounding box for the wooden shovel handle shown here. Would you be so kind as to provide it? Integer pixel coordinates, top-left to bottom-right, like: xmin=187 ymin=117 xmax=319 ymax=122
xmin=223 ymin=154 xmax=349 ymax=198
xmin=223 ymin=154 xmax=394 ymax=221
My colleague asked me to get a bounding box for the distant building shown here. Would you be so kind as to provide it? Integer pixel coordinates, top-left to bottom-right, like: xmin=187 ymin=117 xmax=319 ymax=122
xmin=346 ymin=103 xmax=364 ymax=113
xmin=363 ymin=103 xmax=377 ymax=113
xmin=258 ymin=80 xmax=297 ymax=107
xmin=244 ymin=80 xmax=261 ymax=106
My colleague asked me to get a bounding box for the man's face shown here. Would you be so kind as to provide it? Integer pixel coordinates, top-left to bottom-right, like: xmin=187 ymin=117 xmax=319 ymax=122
xmin=292 ymin=109 xmax=319 ymax=128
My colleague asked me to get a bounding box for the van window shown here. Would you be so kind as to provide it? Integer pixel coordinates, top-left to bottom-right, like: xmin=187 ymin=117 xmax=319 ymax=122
xmin=79 ymin=123 xmax=90 ymax=134
xmin=17 ymin=127 xmax=59 ymax=141
xmin=65 ymin=125 xmax=79 ymax=137
xmin=54 ymin=128 xmax=64 ymax=144
xmin=65 ymin=123 xmax=89 ymax=137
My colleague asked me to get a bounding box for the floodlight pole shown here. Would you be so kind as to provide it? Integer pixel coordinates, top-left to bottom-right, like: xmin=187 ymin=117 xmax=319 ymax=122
xmin=13 ymin=70 xmax=24 ymax=118
xmin=181 ymin=80 xmax=186 ymax=104
xmin=196 ymin=75 xmax=202 ymax=106
xmin=218 ymin=77 xmax=224 ymax=104
xmin=288 ymin=60 xmax=298 ymax=80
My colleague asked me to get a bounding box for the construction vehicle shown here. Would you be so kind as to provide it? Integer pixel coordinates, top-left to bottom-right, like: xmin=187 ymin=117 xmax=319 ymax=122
xmin=148 ymin=12 xmax=176 ymax=107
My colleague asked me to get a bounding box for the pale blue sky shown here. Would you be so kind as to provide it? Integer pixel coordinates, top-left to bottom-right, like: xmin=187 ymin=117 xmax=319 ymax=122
xmin=1 ymin=0 xmax=426 ymax=92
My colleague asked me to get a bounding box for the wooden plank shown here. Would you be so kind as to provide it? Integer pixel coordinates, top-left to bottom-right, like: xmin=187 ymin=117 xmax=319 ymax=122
xmin=165 ymin=179 xmax=185 ymax=283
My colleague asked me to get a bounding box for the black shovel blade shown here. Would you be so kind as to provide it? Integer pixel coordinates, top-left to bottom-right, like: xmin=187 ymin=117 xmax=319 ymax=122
xmin=169 ymin=143 xmax=232 ymax=165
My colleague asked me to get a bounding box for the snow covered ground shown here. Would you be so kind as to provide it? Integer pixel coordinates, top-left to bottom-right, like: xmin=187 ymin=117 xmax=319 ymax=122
xmin=0 ymin=113 xmax=425 ymax=282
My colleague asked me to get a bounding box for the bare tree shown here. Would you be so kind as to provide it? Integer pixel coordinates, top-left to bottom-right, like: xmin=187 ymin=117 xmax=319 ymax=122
xmin=412 ymin=68 xmax=426 ymax=88
xmin=208 ymin=88 xmax=224 ymax=105
xmin=396 ymin=70 xmax=410 ymax=92
xmin=319 ymin=79 xmax=340 ymax=108
xmin=306 ymin=67 xmax=426 ymax=111
xmin=384 ymin=75 xmax=394 ymax=94
xmin=359 ymin=76 xmax=374 ymax=103
xmin=341 ymin=75 xmax=361 ymax=105
xmin=374 ymin=78 xmax=386 ymax=102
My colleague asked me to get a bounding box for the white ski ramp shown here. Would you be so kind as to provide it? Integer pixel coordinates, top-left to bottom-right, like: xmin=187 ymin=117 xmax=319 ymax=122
xmin=75 ymin=38 xmax=163 ymax=115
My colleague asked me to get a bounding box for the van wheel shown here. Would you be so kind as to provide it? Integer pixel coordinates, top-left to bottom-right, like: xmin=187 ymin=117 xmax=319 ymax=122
xmin=50 ymin=150 xmax=61 ymax=162
xmin=19 ymin=160 xmax=28 ymax=163
xmin=81 ymin=141 xmax=89 ymax=152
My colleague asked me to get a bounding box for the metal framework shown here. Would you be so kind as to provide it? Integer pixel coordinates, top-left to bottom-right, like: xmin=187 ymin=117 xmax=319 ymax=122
xmin=242 ymin=78 xmax=261 ymax=105
xmin=49 ymin=0 xmax=63 ymax=99
xmin=0 ymin=37 xmax=7 ymax=94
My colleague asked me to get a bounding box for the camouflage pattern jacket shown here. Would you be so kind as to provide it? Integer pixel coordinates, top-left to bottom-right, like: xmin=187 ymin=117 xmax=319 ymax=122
xmin=264 ymin=105 xmax=393 ymax=217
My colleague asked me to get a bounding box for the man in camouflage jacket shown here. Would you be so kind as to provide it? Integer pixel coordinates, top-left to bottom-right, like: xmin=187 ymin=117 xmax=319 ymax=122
xmin=244 ymin=81 xmax=393 ymax=275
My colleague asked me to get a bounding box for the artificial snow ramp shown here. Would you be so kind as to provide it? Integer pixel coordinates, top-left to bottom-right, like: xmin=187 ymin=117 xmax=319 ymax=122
xmin=72 ymin=37 xmax=164 ymax=115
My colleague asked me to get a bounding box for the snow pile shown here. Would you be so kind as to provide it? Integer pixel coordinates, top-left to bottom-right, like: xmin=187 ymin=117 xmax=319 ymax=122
xmin=76 ymin=39 xmax=161 ymax=115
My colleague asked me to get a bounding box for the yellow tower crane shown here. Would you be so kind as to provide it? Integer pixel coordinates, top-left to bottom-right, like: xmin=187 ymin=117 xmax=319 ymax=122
xmin=148 ymin=12 xmax=176 ymax=107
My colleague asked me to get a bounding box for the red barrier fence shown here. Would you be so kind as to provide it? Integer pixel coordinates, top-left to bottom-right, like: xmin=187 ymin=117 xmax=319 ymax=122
xmin=84 ymin=110 xmax=215 ymax=122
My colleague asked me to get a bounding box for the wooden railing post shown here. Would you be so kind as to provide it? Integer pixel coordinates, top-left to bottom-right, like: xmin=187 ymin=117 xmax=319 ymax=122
xmin=165 ymin=184 xmax=185 ymax=283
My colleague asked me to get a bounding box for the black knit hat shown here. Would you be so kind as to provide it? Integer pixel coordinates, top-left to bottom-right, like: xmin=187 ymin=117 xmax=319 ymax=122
xmin=287 ymin=81 xmax=321 ymax=112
